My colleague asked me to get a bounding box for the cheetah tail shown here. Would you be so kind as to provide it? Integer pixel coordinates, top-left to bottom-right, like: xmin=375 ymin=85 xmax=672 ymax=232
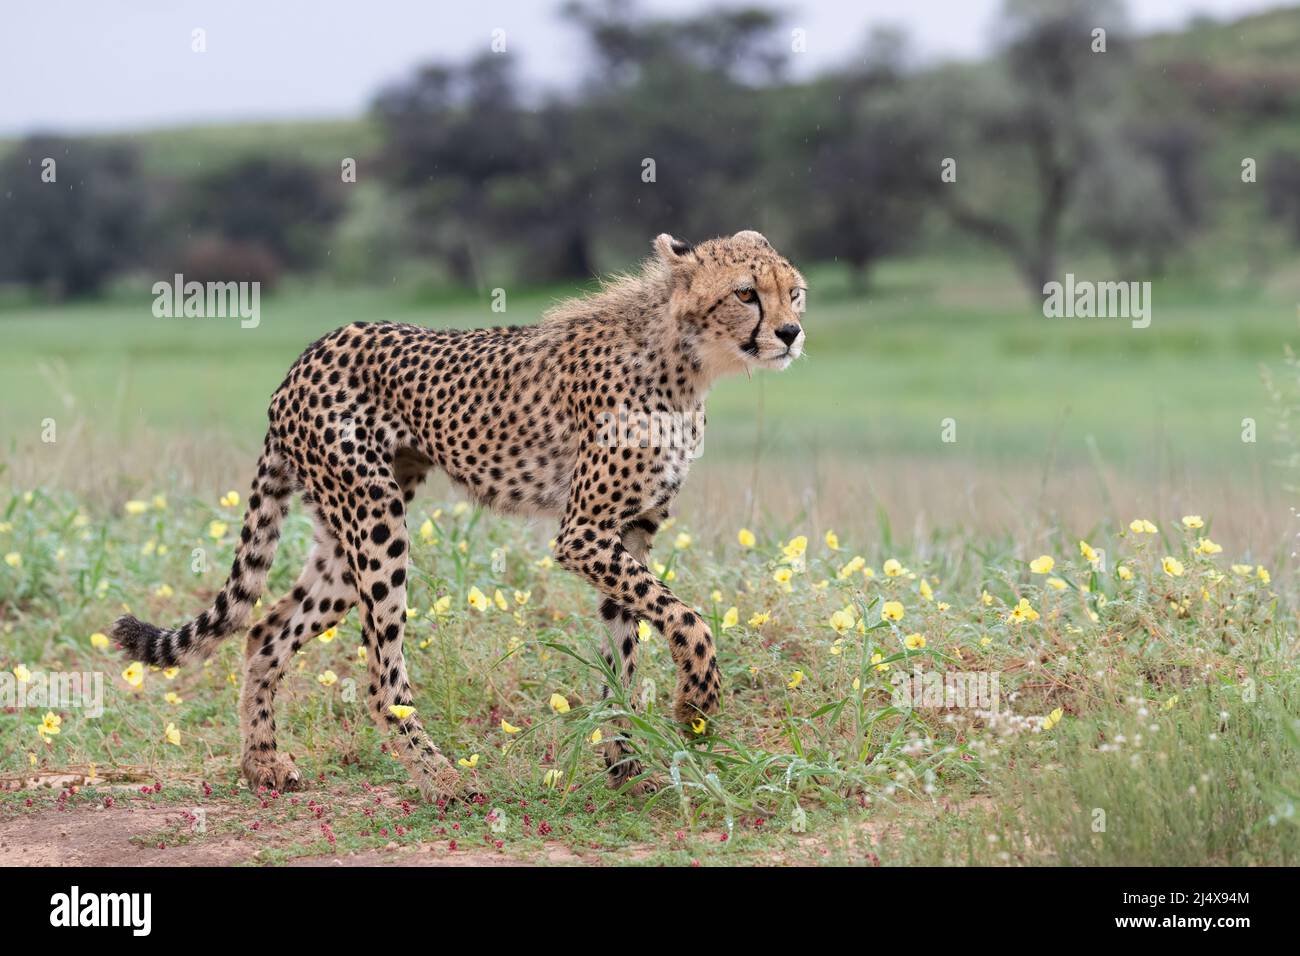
xmin=109 ymin=435 xmax=294 ymax=668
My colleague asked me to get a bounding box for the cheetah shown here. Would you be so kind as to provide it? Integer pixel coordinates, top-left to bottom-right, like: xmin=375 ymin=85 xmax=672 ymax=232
xmin=109 ymin=230 xmax=807 ymax=800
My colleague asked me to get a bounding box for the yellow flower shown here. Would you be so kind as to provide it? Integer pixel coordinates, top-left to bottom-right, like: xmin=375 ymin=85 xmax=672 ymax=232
xmin=1029 ymin=555 xmax=1054 ymax=574
xmin=164 ymin=722 xmax=182 ymax=746
xmin=122 ymin=661 xmax=145 ymax=688
xmin=155 ymin=584 xmax=174 ymax=598
xmin=388 ymin=704 xmax=417 ymax=720
xmin=637 ymin=620 xmax=652 ymax=641
xmin=219 ymin=490 xmax=241 ymax=508
xmin=748 ymin=611 xmax=770 ymax=628
xmin=549 ymin=693 xmax=570 ymax=714
xmin=317 ymin=670 xmax=338 ymax=687
xmin=493 ymin=589 xmax=508 ymax=611
xmin=1195 ymin=538 xmax=1222 ymax=556
xmin=829 ymin=608 xmax=855 ymax=634
xmin=1007 ymin=598 xmax=1039 ymax=623
xmin=433 ymin=595 xmax=452 ymax=616
xmin=980 ymin=637 xmax=993 ymax=648
xmin=691 ymin=717 xmax=707 ymax=734
xmin=1043 ymin=708 xmax=1064 ymax=731
xmin=674 ymin=532 xmax=692 ymax=551
xmin=124 ymin=500 xmax=149 ymax=515
xmin=1163 ymin=694 xmax=1179 ymax=710
xmin=501 ymin=719 xmax=521 ymax=734
xmin=787 ymin=670 xmax=804 ymax=689
xmin=163 ymin=690 xmax=183 ymax=705
xmin=1129 ymin=519 xmax=1158 ymax=534
xmin=1079 ymin=540 xmax=1099 ymax=563
xmin=1258 ymin=567 xmax=1271 ymax=585
xmin=317 ymin=627 xmax=337 ymax=643
xmin=881 ymin=601 xmax=904 ymax=622
xmin=39 ymin=711 xmax=61 ymax=737
xmin=782 ymin=535 xmax=808 ymax=560
xmin=514 ymin=589 xmax=531 ymax=606
xmin=1231 ymin=563 xmax=1254 ymax=576
xmin=467 ymin=586 xmax=489 ymax=612
xmin=207 ymin=520 xmax=228 ymax=541
xmin=980 ymin=590 xmax=994 ymax=606
xmin=824 ymin=530 xmax=840 ymax=550
xmin=903 ymin=633 xmax=926 ymax=650
xmin=710 ymin=589 xmax=723 ymax=603
xmin=14 ymin=664 xmax=31 ymax=682
xmin=357 ymin=646 xmax=367 ymax=662
xmin=871 ymin=652 xmax=889 ymax=672
xmin=457 ymin=753 xmax=480 ymax=769
xmin=838 ymin=555 xmax=866 ymax=579
xmin=1181 ymin=515 xmax=1204 ymax=530
xmin=830 ymin=638 xmax=844 ymax=656
xmin=1161 ymin=556 xmax=1185 ymax=577
xmin=589 ymin=729 xmax=603 ymax=744
xmin=883 ymin=558 xmax=903 ymax=577
xmin=773 ymin=567 xmax=793 ymax=586
xmin=722 ymin=606 xmax=739 ymax=630
xmin=419 ymin=518 xmax=435 ymax=541
xmin=1046 ymin=577 xmax=1067 ymax=591
xmin=151 ymin=494 xmax=167 ymax=510
xmin=737 ymin=528 xmax=756 ymax=548
xmin=919 ymin=578 xmax=934 ymax=601
xmin=543 ymin=768 xmax=564 ymax=789
xmin=3 ymin=552 xmax=20 ymax=568
xmin=90 ymin=632 xmax=110 ymax=650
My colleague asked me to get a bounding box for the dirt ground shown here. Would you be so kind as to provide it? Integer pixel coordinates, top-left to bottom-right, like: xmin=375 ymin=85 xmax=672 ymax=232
xmin=0 ymin=799 xmax=652 ymax=867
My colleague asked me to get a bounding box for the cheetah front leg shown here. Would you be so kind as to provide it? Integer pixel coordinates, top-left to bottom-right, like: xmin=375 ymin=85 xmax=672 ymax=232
xmin=595 ymin=511 xmax=666 ymax=793
xmin=555 ymin=454 xmax=720 ymax=727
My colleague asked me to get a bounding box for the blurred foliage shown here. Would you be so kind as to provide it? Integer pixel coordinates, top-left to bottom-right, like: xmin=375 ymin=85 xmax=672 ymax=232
xmin=4 ymin=0 xmax=1300 ymax=298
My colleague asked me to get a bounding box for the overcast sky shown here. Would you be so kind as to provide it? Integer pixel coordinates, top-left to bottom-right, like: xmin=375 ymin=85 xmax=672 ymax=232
xmin=0 ymin=0 xmax=1288 ymax=135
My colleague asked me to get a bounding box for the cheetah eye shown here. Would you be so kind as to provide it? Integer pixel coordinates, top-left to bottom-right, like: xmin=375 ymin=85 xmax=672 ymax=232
xmin=735 ymin=288 xmax=758 ymax=304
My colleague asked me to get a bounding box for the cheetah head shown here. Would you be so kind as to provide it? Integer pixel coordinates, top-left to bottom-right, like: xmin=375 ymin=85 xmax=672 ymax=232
xmin=655 ymin=230 xmax=807 ymax=376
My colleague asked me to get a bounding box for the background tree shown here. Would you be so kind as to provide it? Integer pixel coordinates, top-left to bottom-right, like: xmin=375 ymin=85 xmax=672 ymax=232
xmin=0 ymin=136 xmax=148 ymax=297
xmin=775 ymin=30 xmax=935 ymax=289
xmin=937 ymin=0 xmax=1133 ymax=293
xmin=178 ymin=156 xmax=343 ymax=273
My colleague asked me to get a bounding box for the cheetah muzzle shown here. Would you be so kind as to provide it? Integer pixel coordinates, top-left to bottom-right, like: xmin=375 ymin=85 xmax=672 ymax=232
xmin=108 ymin=230 xmax=808 ymax=800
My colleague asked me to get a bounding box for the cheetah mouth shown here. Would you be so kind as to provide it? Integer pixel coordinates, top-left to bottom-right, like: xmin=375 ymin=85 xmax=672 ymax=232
xmin=745 ymin=345 xmax=799 ymax=370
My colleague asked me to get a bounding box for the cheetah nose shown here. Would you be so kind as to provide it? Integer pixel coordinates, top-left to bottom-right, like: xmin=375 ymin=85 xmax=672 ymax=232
xmin=775 ymin=324 xmax=801 ymax=347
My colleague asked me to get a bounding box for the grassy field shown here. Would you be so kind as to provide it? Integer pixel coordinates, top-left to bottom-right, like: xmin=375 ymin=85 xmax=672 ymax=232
xmin=2 ymin=255 xmax=1300 ymax=864
xmin=0 ymin=486 xmax=1296 ymax=865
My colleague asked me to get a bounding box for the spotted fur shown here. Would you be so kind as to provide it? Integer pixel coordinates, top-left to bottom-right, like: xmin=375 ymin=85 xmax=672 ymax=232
xmin=109 ymin=230 xmax=807 ymax=799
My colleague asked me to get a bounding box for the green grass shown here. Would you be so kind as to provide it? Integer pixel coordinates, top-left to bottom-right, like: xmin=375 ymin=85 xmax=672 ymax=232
xmin=2 ymin=255 xmax=1295 ymax=473
xmin=1 ymin=486 xmax=1296 ymax=865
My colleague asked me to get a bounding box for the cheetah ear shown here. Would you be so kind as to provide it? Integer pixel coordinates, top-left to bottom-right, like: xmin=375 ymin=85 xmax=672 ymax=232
xmin=654 ymin=233 xmax=696 ymax=267
xmin=732 ymin=229 xmax=772 ymax=249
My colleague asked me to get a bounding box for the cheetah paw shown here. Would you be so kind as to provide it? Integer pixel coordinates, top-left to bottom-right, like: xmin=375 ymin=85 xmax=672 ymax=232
xmin=242 ymin=752 xmax=303 ymax=793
